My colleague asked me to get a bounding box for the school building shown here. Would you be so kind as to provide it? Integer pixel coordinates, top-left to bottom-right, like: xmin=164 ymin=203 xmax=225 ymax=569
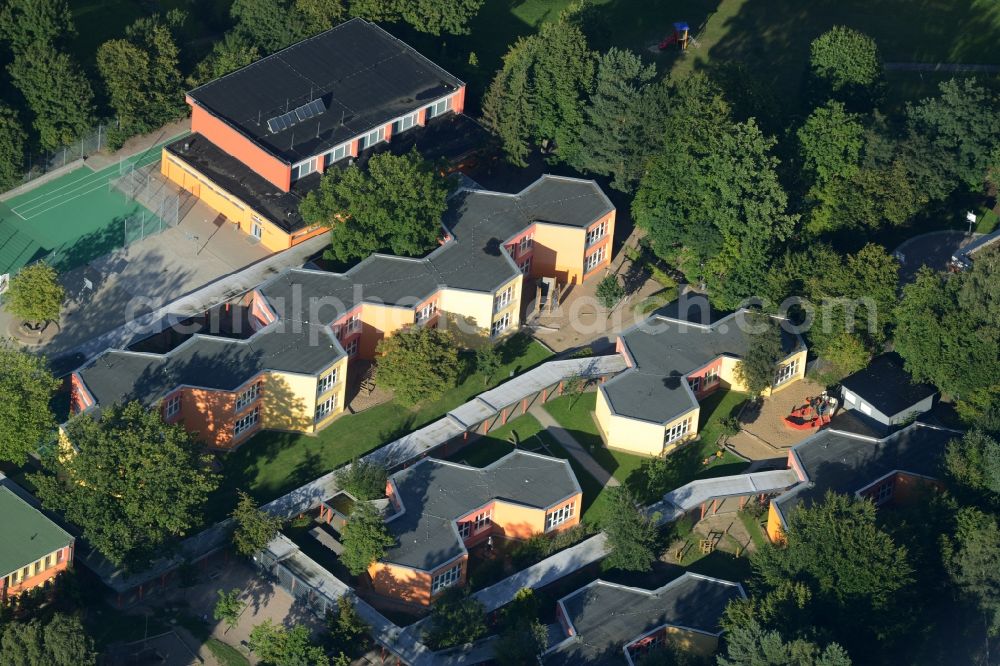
xmin=364 ymin=450 xmax=581 ymax=606
xmin=595 ymin=297 xmax=807 ymax=457
xmin=0 ymin=487 xmax=74 ymax=604
xmin=161 ymin=18 xmax=469 ymax=252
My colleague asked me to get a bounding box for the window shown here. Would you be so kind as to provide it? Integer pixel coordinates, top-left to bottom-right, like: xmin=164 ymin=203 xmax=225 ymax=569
xmin=873 ymin=478 xmax=893 ymax=505
xmin=843 ymin=390 xmax=856 ymax=406
xmin=689 ymin=376 xmax=702 ymax=393
xmin=474 ymin=509 xmax=492 ymax=533
xmin=859 ymin=402 xmax=873 ymax=416
xmin=629 ymin=633 xmax=667 ymax=660
xmin=56 ymin=549 xmax=63 ymax=564
xmin=773 ymin=359 xmax=799 ymax=386
xmin=426 ymin=96 xmax=451 ymax=120
xmin=317 ymin=369 xmax=338 ymax=395
xmin=164 ymin=394 xmax=181 ymax=418
xmin=704 ymin=367 xmax=720 ymax=387
xmin=431 ymin=563 xmax=462 ymax=594
xmin=395 ymin=112 xmax=418 ymax=133
xmin=546 ymin=503 xmax=574 ymax=531
xmin=45 ymin=554 xmax=53 ymax=569
xmin=315 ymin=395 xmax=337 ymax=422
xmin=665 ymin=418 xmax=691 ymax=444
xmin=324 ymin=143 xmax=349 ymax=167
xmin=235 ymin=381 xmax=262 ymax=411
xmin=416 ymin=301 xmax=437 ymax=323
xmin=345 ymin=338 xmax=359 ymax=356
xmin=458 ymin=521 xmax=472 ymax=539
xmin=584 ymin=246 xmax=606 ymax=272
xmin=234 ymin=405 xmax=260 ymax=437
xmin=343 ymin=314 xmax=361 ymax=335
xmin=585 ymin=220 xmax=607 ymax=247
xmin=491 ymin=313 xmax=510 ymax=337
xmin=518 ymin=234 xmax=533 ymax=255
xmin=518 ymin=257 xmax=531 ymax=275
xmin=292 ymin=157 xmax=317 ymax=180
xmin=33 ymin=561 xmax=41 ymax=575
xmin=359 ymin=126 xmax=386 ymax=150
xmin=494 ymin=286 xmax=513 ymax=313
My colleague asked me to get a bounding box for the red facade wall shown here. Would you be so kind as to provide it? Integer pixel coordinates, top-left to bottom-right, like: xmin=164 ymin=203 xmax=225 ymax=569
xmin=189 ymin=102 xmax=291 ymax=192
xmin=70 ymin=373 xmax=94 ymax=413
xmin=687 ymin=358 xmax=723 ymax=399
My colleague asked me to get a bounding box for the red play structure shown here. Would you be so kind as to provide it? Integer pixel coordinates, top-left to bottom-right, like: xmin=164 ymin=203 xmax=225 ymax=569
xmin=783 ymin=395 xmax=838 ymax=431
xmin=659 ymin=22 xmax=690 ymax=50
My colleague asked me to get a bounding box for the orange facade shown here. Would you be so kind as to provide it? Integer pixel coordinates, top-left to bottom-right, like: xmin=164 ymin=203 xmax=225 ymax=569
xmin=1 ymin=544 xmax=73 ymax=603
xmin=189 ymin=102 xmax=291 ymax=191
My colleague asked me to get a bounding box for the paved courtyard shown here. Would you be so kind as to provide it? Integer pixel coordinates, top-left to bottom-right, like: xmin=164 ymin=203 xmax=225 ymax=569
xmin=727 ymin=378 xmax=831 ymax=461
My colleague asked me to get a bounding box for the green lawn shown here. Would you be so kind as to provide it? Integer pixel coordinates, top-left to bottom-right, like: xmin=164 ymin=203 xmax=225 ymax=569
xmin=209 ymin=336 xmax=552 ymax=522
xmin=447 ymin=413 xmax=552 ymax=467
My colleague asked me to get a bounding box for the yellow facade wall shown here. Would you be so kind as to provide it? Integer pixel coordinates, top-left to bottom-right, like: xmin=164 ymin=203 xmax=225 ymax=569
xmin=531 ymin=223 xmax=586 ymax=285
xmin=368 ymin=561 xmax=436 ymax=606
xmin=766 ymin=503 xmax=785 ymax=543
xmin=491 ymin=501 xmax=546 ymax=539
xmin=438 ymin=288 xmax=495 ymax=333
xmin=313 ymin=357 xmax=349 ymax=431
xmin=595 ymin=389 xmax=667 ymax=456
xmin=717 ymin=349 xmax=807 ymax=397
xmin=262 ymin=371 xmax=317 ymax=433
xmin=357 ymin=303 xmax=417 ymax=360
xmin=490 ymin=274 xmax=524 ymax=334
xmin=661 ymin=411 xmax=700 ymax=455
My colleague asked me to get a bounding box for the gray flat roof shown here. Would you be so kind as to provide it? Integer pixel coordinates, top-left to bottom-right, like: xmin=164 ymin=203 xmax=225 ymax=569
xmin=259 ymin=176 xmax=613 ymax=322
xmin=543 ymin=573 xmax=744 ymax=665
xmin=840 ymin=352 xmax=937 ymax=418
xmin=774 ymin=422 xmax=956 ymax=521
xmin=602 ymin=309 xmax=803 ymax=425
xmin=384 ymin=450 xmax=580 ymax=571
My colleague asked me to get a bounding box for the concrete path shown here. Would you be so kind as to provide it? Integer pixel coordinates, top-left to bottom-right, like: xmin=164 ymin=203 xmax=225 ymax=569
xmin=530 ymin=405 xmax=619 ymax=488
xmin=892 ymin=230 xmax=977 ymax=284
xmin=885 ymin=62 xmax=1000 ymax=72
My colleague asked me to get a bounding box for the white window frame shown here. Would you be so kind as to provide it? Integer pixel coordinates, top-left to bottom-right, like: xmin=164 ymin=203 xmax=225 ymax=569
xmin=585 ymin=221 xmax=607 ymax=247
xmin=164 ymin=394 xmax=182 ymax=418
xmin=234 ymin=405 xmax=261 ymax=437
xmin=774 ymin=358 xmax=799 ymax=387
xmin=665 ymin=418 xmax=690 ymax=444
xmin=292 ymin=157 xmax=318 ymax=181
xmin=704 ymin=367 xmax=720 ymax=387
xmin=359 ymin=126 xmax=386 ymax=150
xmin=323 ymin=143 xmax=349 ymax=167
xmin=425 ymin=96 xmax=452 ymax=120
xmin=584 ymin=246 xmax=606 ymax=272
xmin=395 ymin=112 xmax=418 ymax=133
xmin=874 ymin=479 xmax=893 ymax=505
xmin=235 ymin=381 xmax=262 ymax=412
xmin=345 ymin=338 xmax=359 ymax=357
xmin=519 ymin=257 xmax=531 ymax=275
xmin=317 ymin=369 xmax=338 ymax=395
xmin=416 ymin=301 xmax=437 ymax=323
xmin=473 ymin=509 xmax=492 ymax=533
xmin=344 ymin=314 xmax=361 ymax=334
xmin=431 ymin=563 xmax=462 ymax=594
xmin=518 ymin=234 xmax=533 ymax=255
xmin=689 ymin=376 xmax=702 ymax=393
xmin=491 ymin=313 xmax=511 ymax=337
xmin=494 ymin=286 xmax=513 ymax=314
xmin=458 ymin=520 xmax=472 ymax=539
xmin=315 ymin=395 xmax=336 ymax=422
xmin=545 ymin=503 xmax=575 ymax=532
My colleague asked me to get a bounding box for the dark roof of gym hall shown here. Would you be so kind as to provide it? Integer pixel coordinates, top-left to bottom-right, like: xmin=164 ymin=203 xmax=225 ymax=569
xmin=543 ymin=573 xmax=744 ymax=665
xmin=839 ymin=352 xmax=937 ymax=418
xmin=383 ymin=450 xmax=581 ymax=571
xmin=187 ymin=18 xmax=464 ymax=164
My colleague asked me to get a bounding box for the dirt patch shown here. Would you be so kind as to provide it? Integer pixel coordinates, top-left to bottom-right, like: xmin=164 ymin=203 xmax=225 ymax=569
xmin=728 ymin=379 xmax=831 ymax=459
xmin=665 ymin=511 xmax=756 ymax=565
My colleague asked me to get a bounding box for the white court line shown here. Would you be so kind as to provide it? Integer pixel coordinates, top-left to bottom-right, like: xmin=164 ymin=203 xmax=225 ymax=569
xmin=15 ymin=181 xmax=133 ymax=221
xmin=10 ymin=164 xmax=111 ymax=208
xmin=13 ymin=173 xmax=116 ymax=216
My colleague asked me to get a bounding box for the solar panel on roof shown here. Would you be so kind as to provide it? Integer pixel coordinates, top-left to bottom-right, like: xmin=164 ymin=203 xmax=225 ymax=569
xmin=266 ymin=116 xmax=286 ymax=133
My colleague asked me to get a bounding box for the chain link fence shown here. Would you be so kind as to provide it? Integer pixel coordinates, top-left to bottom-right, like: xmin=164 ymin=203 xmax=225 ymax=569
xmin=109 ymin=161 xmax=182 ymax=248
xmin=19 ymin=122 xmax=112 ymax=187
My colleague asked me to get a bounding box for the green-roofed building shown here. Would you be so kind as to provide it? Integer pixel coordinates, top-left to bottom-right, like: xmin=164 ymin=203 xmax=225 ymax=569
xmin=0 ymin=486 xmax=74 ymax=603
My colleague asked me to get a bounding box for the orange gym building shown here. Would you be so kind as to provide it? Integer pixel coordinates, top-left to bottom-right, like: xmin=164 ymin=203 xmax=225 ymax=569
xmin=1 ymin=487 xmax=74 ymax=604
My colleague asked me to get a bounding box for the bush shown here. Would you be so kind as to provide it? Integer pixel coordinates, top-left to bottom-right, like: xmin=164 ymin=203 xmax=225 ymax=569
xmin=335 ymin=457 xmax=387 ymax=500
xmin=596 ymin=274 xmax=625 ymax=308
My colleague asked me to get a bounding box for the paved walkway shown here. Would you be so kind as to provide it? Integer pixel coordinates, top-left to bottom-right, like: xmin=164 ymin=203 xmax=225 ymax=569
xmin=885 ymin=62 xmax=1000 ymax=72
xmin=530 ymin=405 xmax=619 ymax=488
xmin=893 ymin=230 xmax=978 ymax=284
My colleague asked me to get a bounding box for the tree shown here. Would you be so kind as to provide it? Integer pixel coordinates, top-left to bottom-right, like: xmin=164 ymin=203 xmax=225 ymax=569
xmin=339 ymin=500 xmax=394 ymax=575
xmin=945 ymin=429 xmax=1000 ymax=503
xmin=214 ymin=588 xmax=246 ymax=631
xmin=596 ymin=274 xmax=625 ymax=309
xmin=735 ymin=316 xmax=785 ymax=397
xmin=249 ymin=620 xmax=328 ymax=666
xmin=494 ymin=587 xmax=546 ymax=665
xmin=7 ymin=42 xmax=94 ymax=151
xmin=350 ymin=0 xmax=484 ymax=35
xmin=231 ymin=491 xmax=284 ymax=556
xmin=335 ymin=457 xmax=387 ymax=500
xmin=0 ymin=104 xmax=26 ymax=190
xmin=0 ymin=0 xmax=74 ymax=52
xmin=718 ymin=618 xmax=852 ymax=666
xmin=941 ymin=506 xmax=1000 ymax=635
xmin=751 ymin=492 xmax=914 ymax=654
xmin=31 ymin=401 xmax=219 ymax=569
xmin=300 ymin=149 xmax=453 ymax=263
xmin=4 ymin=261 xmax=64 ymax=327
xmin=796 ymin=102 xmax=865 ymax=234
xmin=424 ymin=587 xmax=486 ymax=649
xmin=374 ymin=325 xmax=461 ymax=406
xmin=190 ymin=32 xmax=260 ymax=85
xmin=602 ymin=486 xmax=659 ymax=572
xmin=482 ymin=15 xmax=595 ymax=166
xmin=908 ymin=77 xmax=1000 ymax=191
xmin=98 ymin=15 xmax=186 ymax=148
xmin=0 ymin=343 xmax=59 ymax=465
xmin=0 ymin=613 xmax=96 ymax=666
xmin=809 ymin=26 xmax=883 ymax=108
xmin=475 ymin=344 xmax=502 ymax=386
xmin=326 ymin=595 xmax=370 ymax=659
xmin=633 ymin=74 xmax=796 ymax=310
xmin=568 ymin=48 xmax=666 ymax=192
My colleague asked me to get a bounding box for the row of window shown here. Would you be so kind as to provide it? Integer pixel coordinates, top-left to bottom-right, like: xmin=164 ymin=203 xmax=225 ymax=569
xmin=3 ymin=549 xmax=64 ymax=588
xmin=491 ymin=313 xmax=511 ymax=337
xmin=234 ymin=405 xmax=261 ymax=437
xmin=236 ymin=381 xmax=263 ymax=411
xmin=494 ymin=286 xmax=513 ymax=314
xmin=416 ymin=301 xmax=437 ymax=323
xmin=665 ymin=418 xmax=691 ymax=445
xmin=315 ymin=395 xmax=337 ymax=422
xmin=335 ymin=314 xmax=361 ymax=339
xmin=585 ymin=220 xmax=608 ymax=247
xmin=458 ymin=509 xmax=493 ymax=539
xmin=317 ymin=368 xmax=339 ymax=396
xmin=584 ymin=246 xmax=606 ymax=273
xmin=431 ymin=562 xmax=462 ymax=594
xmin=545 ymin=502 xmax=575 ymax=531
xmin=518 ymin=257 xmax=531 ymax=275
xmin=290 ymin=96 xmax=453 ymax=182
xmin=689 ymin=367 xmax=719 ymax=394
xmin=774 ymin=358 xmax=799 ymax=386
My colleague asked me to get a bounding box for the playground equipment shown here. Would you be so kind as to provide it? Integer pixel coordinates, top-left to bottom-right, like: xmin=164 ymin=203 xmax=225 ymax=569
xmin=783 ymin=394 xmax=838 ymax=431
xmin=659 ymin=22 xmax=690 ymax=50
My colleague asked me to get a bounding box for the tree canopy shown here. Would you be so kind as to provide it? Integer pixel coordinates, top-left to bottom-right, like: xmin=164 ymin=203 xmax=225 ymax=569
xmin=350 ymin=0 xmax=484 ymax=35
xmin=424 ymin=587 xmax=487 ymax=649
xmin=941 ymin=506 xmax=1000 ymax=636
xmin=0 ymin=343 xmax=59 ymax=465
xmin=0 ymin=104 xmax=27 ymax=190
xmin=602 ymin=486 xmax=659 ymax=572
xmin=300 ymin=149 xmax=452 ymax=263
xmin=0 ymin=0 xmax=74 ymax=52
xmin=32 ymin=401 xmax=219 ymax=569
xmin=944 ymin=429 xmax=1000 ymax=505
xmin=249 ymin=619 xmax=328 ymax=666
xmin=809 ymin=26 xmax=883 ymax=108
xmin=718 ymin=618 xmax=852 ymax=666
xmin=339 ymin=500 xmax=394 ymax=575
xmin=735 ymin=316 xmax=786 ymax=397
xmin=0 ymin=613 xmax=96 ymax=666
xmin=231 ymin=491 xmax=284 ymax=557
xmin=482 ymin=14 xmax=595 ymax=166
xmin=231 ymin=0 xmax=343 ymax=53
xmin=374 ymin=325 xmax=461 ymax=406
xmin=4 ymin=261 xmax=64 ymax=326
xmin=335 ymin=457 xmax=387 ymax=500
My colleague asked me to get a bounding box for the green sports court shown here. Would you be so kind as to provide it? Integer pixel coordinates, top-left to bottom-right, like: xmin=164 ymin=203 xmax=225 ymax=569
xmin=0 ymin=135 xmax=187 ymax=277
